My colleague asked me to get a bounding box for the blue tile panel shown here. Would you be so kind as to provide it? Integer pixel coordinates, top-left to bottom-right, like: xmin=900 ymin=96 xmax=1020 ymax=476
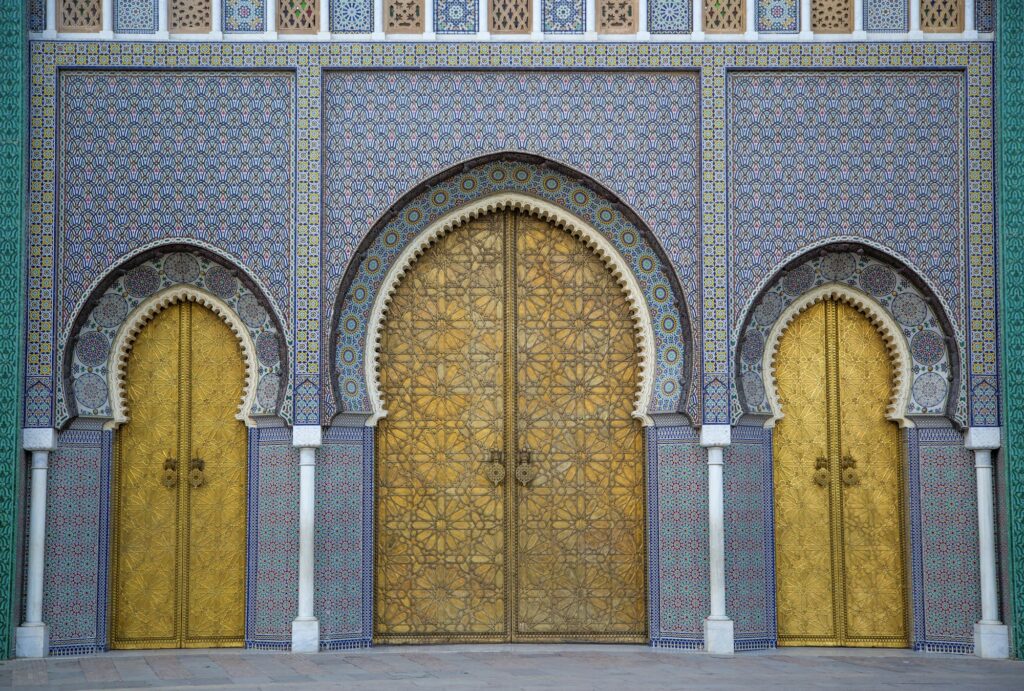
xmin=865 ymin=0 xmax=908 ymax=31
xmin=758 ymin=0 xmax=799 ymax=32
xmin=225 ymin=0 xmax=266 ymax=31
xmin=115 ymin=0 xmax=158 ymax=32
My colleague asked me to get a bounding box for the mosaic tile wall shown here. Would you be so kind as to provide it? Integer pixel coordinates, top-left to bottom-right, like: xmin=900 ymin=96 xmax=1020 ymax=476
xmin=226 ymin=0 xmax=267 ymax=31
xmin=435 ymin=0 xmax=479 ymax=31
xmin=246 ymin=427 xmax=299 ymax=648
xmin=544 ymin=0 xmax=586 ymax=32
xmin=648 ymin=0 xmax=692 ymax=32
xmin=724 ymin=427 xmax=775 ymax=650
xmin=41 ymin=429 xmax=110 ymax=655
xmin=321 ymin=70 xmax=701 ymax=418
xmin=911 ymin=428 xmax=981 ymax=653
xmin=650 ymin=426 xmax=708 ymax=647
xmin=757 ymin=0 xmax=799 ymax=32
xmin=316 ymin=427 xmax=368 ymax=648
xmin=49 ymin=70 xmax=295 ymax=427
xmin=865 ymin=0 xmax=907 ymax=31
xmin=727 ymin=68 xmax=995 ymax=426
xmin=115 ymin=0 xmax=158 ymax=33
xmin=331 ymin=0 xmax=374 ymax=32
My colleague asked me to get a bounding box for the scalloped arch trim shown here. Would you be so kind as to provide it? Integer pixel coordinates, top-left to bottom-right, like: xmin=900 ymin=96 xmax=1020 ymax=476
xmin=762 ymin=283 xmax=914 ymax=429
xmin=364 ymin=192 xmax=657 ymax=427
xmin=107 ymin=286 xmax=260 ymax=429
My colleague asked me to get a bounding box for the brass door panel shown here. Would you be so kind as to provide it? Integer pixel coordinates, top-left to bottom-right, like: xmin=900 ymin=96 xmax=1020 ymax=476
xmin=515 ymin=215 xmax=646 ymax=641
xmin=111 ymin=301 xmax=247 ymax=650
xmin=835 ymin=302 xmax=908 ymax=646
xmin=375 ymin=214 xmax=507 ymax=642
xmin=375 ymin=211 xmax=646 ymax=643
xmin=773 ymin=299 xmax=908 ymax=647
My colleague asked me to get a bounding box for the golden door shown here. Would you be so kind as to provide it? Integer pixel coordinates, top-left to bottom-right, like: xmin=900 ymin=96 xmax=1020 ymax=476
xmin=375 ymin=210 xmax=646 ymax=643
xmin=773 ymin=299 xmax=908 ymax=647
xmin=111 ymin=301 xmax=248 ymax=649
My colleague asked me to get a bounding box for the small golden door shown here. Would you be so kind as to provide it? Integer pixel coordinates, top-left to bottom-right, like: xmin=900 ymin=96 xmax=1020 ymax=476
xmin=773 ymin=299 xmax=909 ymax=647
xmin=111 ymin=301 xmax=247 ymax=649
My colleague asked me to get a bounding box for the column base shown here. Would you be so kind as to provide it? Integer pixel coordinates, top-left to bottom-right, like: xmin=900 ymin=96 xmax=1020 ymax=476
xmin=16 ymin=624 xmax=49 ymax=658
xmin=703 ymin=617 xmax=734 ymax=655
xmin=973 ymin=622 xmax=1009 ymax=659
xmin=291 ymin=618 xmax=320 ymax=653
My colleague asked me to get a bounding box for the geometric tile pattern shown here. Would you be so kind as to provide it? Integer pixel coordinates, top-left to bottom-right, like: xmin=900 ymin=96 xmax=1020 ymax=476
xmin=912 ymin=428 xmax=980 ymax=653
xmin=115 ymin=0 xmax=158 ymax=32
xmin=316 ymin=427 xmax=365 ymax=647
xmin=648 ymin=0 xmax=692 ymax=31
xmin=758 ymin=0 xmax=799 ymax=31
xmin=976 ymin=0 xmax=992 ymax=31
xmin=330 ymin=159 xmax=692 ymax=420
xmin=30 ymin=0 xmax=46 ymax=31
xmin=246 ymin=427 xmax=298 ymax=648
xmin=735 ymin=251 xmax=960 ymax=424
xmin=30 ymin=68 xmax=296 ymax=428
xmin=543 ymin=0 xmax=585 ymax=31
xmin=330 ymin=0 xmax=373 ymax=31
xmin=225 ymin=0 xmax=266 ymax=31
xmin=725 ymin=426 xmax=775 ymax=650
xmin=651 ymin=427 xmax=708 ymax=645
xmin=60 ymin=250 xmax=290 ymax=426
xmin=40 ymin=429 xmax=111 ymax=656
xmin=0 ymin=0 xmax=25 ymax=659
xmin=727 ymin=68 xmax=995 ymax=426
xmin=865 ymin=0 xmax=907 ymax=30
xmin=435 ymin=0 xmax=478 ymax=30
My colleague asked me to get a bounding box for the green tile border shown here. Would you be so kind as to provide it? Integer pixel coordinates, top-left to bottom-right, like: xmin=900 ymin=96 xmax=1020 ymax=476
xmin=998 ymin=0 xmax=1024 ymax=660
xmin=0 ymin=0 xmax=26 ymax=660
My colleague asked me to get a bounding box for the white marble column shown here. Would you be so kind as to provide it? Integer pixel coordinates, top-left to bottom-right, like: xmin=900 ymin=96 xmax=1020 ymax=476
xmin=963 ymin=0 xmax=977 ymax=37
xmin=744 ymin=0 xmax=757 ymax=39
xmin=852 ymin=0 xmax=866 ymax=37
xmin=292 ymin=425 xmax=322 ymax=653
xmin=908 ymin=0 xmax=922 ymax=38
xmin=44 ymin=0 xmax=57 ymax=37
xmin=157 ymin=0 xmax=169 ymax=37
xmin=964 ymin=428 xmax=1009 ymax=659
xmin=798 ymin=0 xmax=811 ymax=38
xmin=700 ymin=424 xmax=734 ymax=654
xmin=211 ymin=0 xmax=224 ymax=38
xmin=100 ymin=0 xmax=114 ymax=37
xmin=585 ymin=0 xmax=597 ymax=38
xmin=266 ymin=0 xmax=279 ymax=37
xmin=318 ymin=0 xmax=331 ymax=37
xmin=692 ymin=0 xmax=704 ymax=39
xmin=16 ymin=429 xmax=58 ymax=659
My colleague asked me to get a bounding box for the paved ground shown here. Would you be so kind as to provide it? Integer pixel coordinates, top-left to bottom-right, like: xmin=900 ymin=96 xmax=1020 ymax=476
xmin=0 ymin=645 xmax=1021 ymax=690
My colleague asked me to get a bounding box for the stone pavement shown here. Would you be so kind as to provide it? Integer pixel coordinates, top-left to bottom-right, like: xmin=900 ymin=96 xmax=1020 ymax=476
xmin=0 ymin=645 xmax=1021 ymax=690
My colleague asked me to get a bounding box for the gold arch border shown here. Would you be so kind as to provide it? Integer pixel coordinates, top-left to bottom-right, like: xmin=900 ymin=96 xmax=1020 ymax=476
xmin=107 ymin=285 xmax=260 ymax=430
xmin=364 ymin=192 xmax=657 ymax=427
xmin=762 ymin=283 xmax=914 ymax=429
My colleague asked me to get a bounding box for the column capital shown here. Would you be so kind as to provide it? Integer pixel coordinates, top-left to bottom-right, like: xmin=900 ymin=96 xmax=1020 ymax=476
xmin=22 ymin=428 xmax=57 ymax=452
xmin=699 ymin=424 xmax=731 ymax=448
xmin=292 ymin=425 xmax=323 ymax=449
xmin=965 ymin=427 xmax=1001 ymax=451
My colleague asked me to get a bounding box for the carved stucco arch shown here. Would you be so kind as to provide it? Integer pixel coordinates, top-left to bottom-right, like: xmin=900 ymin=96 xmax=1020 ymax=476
xmin=762 ymin=283 xmax=913 ymax=429
xmin=365 ymin=192 xmax=657 ymax=427
xmin=108 ymin=286 xmax=260 ymax=429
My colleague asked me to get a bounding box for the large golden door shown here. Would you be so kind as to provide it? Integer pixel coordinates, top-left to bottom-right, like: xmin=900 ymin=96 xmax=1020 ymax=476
xmin=111 ymin=301 xmax=248 ymax=649
xmin=772 ymin=299 xmax=908 ymax=647
xmin=375 ymin=211 xmax=646 ymax=643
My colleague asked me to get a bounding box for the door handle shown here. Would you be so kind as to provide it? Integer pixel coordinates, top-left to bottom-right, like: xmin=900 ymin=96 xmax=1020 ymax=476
xmin=841 ymin=453 xmax=859 ymax=486
xmin=515 ymin=447 xmax=537 ymax=486
xmin=163 ymin=456 xmax=177 ymax=489
xmin=484 ymin=449 xmax=505 ymax=486
xmin=189 ymin=458 xmax=206 ymax=489
xmin=813 ymin=456 xmax=829 ymax=487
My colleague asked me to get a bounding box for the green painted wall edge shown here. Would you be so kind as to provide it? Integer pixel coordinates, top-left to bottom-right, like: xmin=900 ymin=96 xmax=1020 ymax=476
xmin=999 ymin=0 xmax=1024 ymax=660
xmin=0 ymin=0 xmax=26 ymax=660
